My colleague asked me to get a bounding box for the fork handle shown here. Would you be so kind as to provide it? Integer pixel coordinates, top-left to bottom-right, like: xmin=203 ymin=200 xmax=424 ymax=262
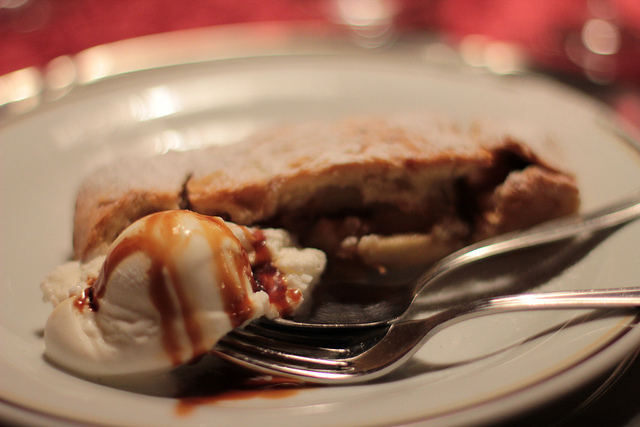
xmin=408 ymin=288 xmax=640 ymax=325
xmin=349 ymin=287 xmax=640 ymax=382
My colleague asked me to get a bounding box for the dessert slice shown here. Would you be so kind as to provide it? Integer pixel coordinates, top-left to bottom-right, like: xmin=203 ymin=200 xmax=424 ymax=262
xmin=73 ymin=113 xmax=579 ymax=269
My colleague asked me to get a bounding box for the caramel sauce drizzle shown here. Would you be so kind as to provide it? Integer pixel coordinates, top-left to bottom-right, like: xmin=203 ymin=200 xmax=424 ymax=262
xmin=200 ymin=215 xmax=256 ymax=329
xmin=77 ymin=211 xmax=297 ymax=366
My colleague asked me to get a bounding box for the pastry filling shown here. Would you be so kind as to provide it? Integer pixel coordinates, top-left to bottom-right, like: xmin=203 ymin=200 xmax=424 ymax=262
xmin=263 ymin=148 xmax=578 ymax=268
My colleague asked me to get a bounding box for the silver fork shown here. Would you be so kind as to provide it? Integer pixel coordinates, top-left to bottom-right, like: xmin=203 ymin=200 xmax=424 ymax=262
xmin=212 ymin=189 xmax=640 ymax=382
xmin=213 ymin=288 xmax=640 ymax=383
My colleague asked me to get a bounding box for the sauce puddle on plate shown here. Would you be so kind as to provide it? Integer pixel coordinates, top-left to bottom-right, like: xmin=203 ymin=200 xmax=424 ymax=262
xmin=167 ymin=357 xmax=312 ymax=416
xmin=175 ymin=374 xmax=305 ymax=416
xmin=175 ymin=369 xmax=310 ymax=416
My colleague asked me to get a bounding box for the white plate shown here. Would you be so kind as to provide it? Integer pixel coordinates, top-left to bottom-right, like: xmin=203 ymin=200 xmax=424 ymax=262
xmin=2 ymin=26 xmax=640 ymax=427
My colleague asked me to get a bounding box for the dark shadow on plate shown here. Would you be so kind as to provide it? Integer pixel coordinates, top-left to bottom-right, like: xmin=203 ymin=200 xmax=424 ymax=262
xmin=376 ymin=308 xmax=637 ymax=383
xmin=409 ymin=226 xmax=623 ymax=311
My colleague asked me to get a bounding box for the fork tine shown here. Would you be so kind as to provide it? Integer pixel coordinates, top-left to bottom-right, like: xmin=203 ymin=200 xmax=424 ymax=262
xmin=212 ymin=319 xmax=398 ymax=382
xmin=228 ymin=327 xmax=351 ymax=360
xmin=212 ymin=334 xmax=359 ymax=382
xmin=212 ymin=339 xmax=356 ymax=381
xmin=212 ymin=320 xmax=393 ymax=380
xmin=216 ymin=332 xmax=350 ymax=368
xmin=246 ymin=319 xmax=389 ymax=346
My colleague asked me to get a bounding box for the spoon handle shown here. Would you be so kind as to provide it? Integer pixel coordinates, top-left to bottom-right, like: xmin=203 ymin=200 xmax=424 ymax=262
xmin=414 ymin=188 xmax=640 ymax=295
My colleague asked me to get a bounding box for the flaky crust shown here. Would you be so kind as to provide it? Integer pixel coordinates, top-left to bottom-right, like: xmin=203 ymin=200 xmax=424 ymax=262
xmin=73 ymin=113 xmax=579 ymax=262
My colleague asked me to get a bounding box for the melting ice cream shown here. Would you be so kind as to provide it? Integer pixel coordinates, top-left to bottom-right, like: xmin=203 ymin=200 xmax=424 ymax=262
xmin=41 ymin=210 xmax=326 ymax=377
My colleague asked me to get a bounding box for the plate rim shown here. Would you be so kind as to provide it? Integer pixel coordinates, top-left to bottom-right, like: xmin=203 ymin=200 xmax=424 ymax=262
xmin=3 ymin=24 xmax=640 ymax=427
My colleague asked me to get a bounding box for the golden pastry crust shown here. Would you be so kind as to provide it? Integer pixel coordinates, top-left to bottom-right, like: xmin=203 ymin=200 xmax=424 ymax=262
xmin=73 ymin=114 xmax=579 ymax=266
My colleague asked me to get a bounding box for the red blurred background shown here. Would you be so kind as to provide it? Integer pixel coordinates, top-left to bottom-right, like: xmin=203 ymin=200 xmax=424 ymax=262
xmin=1 ymin=0 xmax=640 ymax=124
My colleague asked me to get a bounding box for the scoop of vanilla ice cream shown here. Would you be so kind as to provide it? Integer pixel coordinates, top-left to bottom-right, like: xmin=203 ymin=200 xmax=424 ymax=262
xmin=41 ymin=211 xmax=326 ymax=377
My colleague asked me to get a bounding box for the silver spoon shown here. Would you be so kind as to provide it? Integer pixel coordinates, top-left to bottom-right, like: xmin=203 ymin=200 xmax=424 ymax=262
xmin=277 ymin=188 xmax=640 ymax=328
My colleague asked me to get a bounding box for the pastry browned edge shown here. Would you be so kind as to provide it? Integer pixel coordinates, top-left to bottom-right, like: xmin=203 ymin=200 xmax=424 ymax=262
xmin=73 ymin=113 xmax=580 ymax=268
